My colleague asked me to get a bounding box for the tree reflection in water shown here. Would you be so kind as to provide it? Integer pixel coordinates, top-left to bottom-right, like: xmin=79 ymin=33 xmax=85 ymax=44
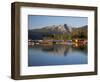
xmin=30 ymin=43 xmax=87 ymax=57
xmin=28 ymin=43 xmax=88 ymax=66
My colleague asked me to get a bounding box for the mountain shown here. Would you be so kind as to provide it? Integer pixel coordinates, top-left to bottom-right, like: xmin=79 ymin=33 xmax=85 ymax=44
xmin=28 ymin=24 xmax=87 ymax=40
xmin=29 ymin=24 xmax=70 ymax=34
xmin=41 ymin=24 xmax=71 ymax=33
xmin=71 ymin=25 xmax=88 ymax=38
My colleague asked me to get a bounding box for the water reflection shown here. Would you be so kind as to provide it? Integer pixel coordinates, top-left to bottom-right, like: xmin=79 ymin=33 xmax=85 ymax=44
xmin=29 ymin=44 xmax=87 ymax=56
xmin=28 ymin=44 xmax=88 ymax=66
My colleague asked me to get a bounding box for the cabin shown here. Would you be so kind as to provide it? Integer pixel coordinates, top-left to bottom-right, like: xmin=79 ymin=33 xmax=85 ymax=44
xmin=72 ymin=39 xmax=87 ymax=44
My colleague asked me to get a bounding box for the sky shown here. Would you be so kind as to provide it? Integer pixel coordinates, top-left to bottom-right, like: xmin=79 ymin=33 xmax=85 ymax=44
xmin=28 ymin=15 xmax=88 ymax=29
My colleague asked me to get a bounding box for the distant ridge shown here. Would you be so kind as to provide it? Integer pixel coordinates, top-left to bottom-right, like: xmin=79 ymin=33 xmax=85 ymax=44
xmin=28 ymin=24 xmax=87 ymax=40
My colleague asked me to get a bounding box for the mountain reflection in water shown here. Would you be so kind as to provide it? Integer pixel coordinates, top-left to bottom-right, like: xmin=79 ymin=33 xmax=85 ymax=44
xmin=28 ymin=44 xmax=88 ymax=66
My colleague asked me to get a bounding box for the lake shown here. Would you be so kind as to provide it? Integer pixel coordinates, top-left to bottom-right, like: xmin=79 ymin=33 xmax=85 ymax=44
xmin=28 ymin=44 xmax=88 ymax=66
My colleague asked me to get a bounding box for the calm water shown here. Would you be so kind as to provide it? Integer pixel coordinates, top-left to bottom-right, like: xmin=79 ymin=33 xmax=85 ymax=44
xmin=28 ymin=44 xmax=88 ymax=66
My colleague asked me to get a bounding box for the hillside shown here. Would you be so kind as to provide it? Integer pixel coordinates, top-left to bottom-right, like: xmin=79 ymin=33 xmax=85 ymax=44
xmin=28 ymin=24 xmax=88 ymax=40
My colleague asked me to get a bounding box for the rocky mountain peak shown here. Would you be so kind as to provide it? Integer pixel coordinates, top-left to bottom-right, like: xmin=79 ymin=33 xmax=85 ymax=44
xmin=42 ymin=24 xmax=71 ymax=34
